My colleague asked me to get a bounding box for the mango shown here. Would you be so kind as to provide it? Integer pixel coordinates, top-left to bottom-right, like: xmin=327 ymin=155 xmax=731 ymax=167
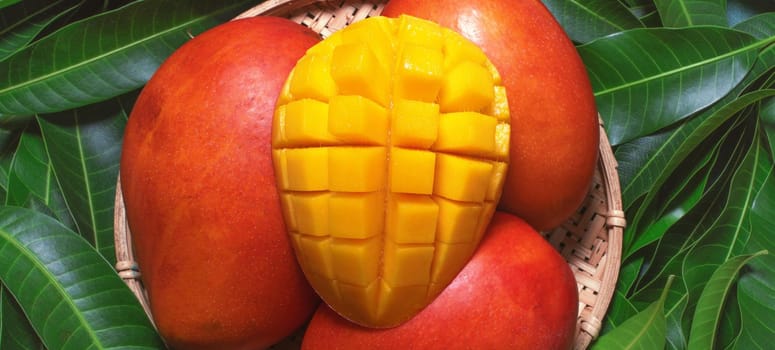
xmin=272 ymin=15 xmax=510 ymax=328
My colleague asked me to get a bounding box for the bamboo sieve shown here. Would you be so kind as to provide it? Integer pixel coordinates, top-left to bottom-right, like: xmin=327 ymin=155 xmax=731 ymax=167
xmin=114 ymin=1 xmax=625 ymax=349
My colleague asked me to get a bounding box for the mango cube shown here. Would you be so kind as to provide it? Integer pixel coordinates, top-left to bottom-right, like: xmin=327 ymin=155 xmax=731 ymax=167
xmin=394 ymin=44 xmax=444 ymax=102
xmin=330 ymin=237 xmax=381 ymax=286
xmin=331 ymin=43 xmax=389 ymax=106
xmin=434 ymin=154 xmax=493 ymax=202
xmin=439 ymin=61 xmax=494 ymax=112
xmin=390 ymin=147 xmax=436 ymax=195
xmin=386 ymin=194 xmax=439 ymax=244
xmin=289 ymin=53 xmax=338 ymax=102
xmin=434 ymin=111 xmax=497 ymax=157
xmin=382 ymin=240 xmax=434 ymax=287
xmin=328 ymin=146 xmax=385 ymax=192
xmin=328 ymin=192 xmax=384 ymax=240
xmin=391 ymin=99 xmax=439 ymax=149
xmin=328 ymin=95 xmax=388 ymax=145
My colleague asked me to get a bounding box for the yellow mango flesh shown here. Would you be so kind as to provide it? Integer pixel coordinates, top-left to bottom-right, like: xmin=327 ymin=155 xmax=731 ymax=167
xmin=272 ymin=15 xmax=510 ymax=328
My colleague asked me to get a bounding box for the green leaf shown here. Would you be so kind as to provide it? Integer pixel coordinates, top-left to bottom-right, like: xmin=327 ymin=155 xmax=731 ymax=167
xmin=36 ymin=94 xmax=132 ymax=263
xmin=4 ymin=126 xmax=75 ymax=230
xmin=0 ymin=0 xmax=254 ymax=118
xmin=680 ymin=121 xmax=768 ymax=345
xmin=620 ymin=89 xmax=775 ymax=253
xmin=617 ymin=41 xmax=775 ymax=212
xmin=541 ymin=0 xmax=644 ymax=43
xmin=733 ymin=12 xmax=775 ymax=40
xmin=736 ymin=150 xmax=775 ymax=349
xmin=688 ymin=250 xmax=768 ymax=350
xmin=2 ymin=288 xmax=45 ymax=350
xmin=631 ymin=116 xmax=753 ymax=302
xmin=0 ymin=206 xmax=164 ymax=349
xmin=626 ymin=151 xmax=713 ymax=257
xmin=579 ymin=26 xmax=761 ymax=145
xmin=0 ymin=0 xmax=83 ymax=61
xmin=591 ymin=276 xmax=674 ymax=350
xmin=0 ymin=0 xmax=22 ymax=11
xmin=654 ymin=0 xmax=729 ymax=27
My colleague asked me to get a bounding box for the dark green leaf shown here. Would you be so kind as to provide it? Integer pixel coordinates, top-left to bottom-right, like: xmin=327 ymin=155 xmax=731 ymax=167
xmin=36 ymin=94 xmax=131 ymax=264
xmin=688 ymin=251 xmax=767 ymax=350
xmin=591 ymin=276 xmax=674 ymax=350
xmin=734 ymin=12 xmax=775 ymax=40
xmin=619 ymin=89 xmax=775 ymax=253
xmin=602 ymin=289 xmax=640 ymax=335
xmin=626 ymin=151 xmax=713 ymax=257
xmin=617 ymin=41 xmax=775 ymax=211
xmin=736 ymin=146 xmax=775 ymax=349
xmin=0 ymin=206 xmax=164 ymax=349
xmin=0 ymin=0 xmax=22 ymax=11
xmin=631 ymin=116 xmax=753 ymax=300
xmin=654 ymin=0 xmax=728 ymax=27
xmin=0 ymin=0 xmax=254 ymax=118
xmin=680 ymin=122 xmax=768 ymax=347
xmin=579 ymin=26 xmax=761 ymax=145
xmin=541 ymin=0 xmax=644 ymax=43
xmin=0 ymin=0 xmax=82 ymax=61
xmin=2 ymin=288 xmax=45 ymax=350
xmin=4 ymin=126 xmax=75 ymax=230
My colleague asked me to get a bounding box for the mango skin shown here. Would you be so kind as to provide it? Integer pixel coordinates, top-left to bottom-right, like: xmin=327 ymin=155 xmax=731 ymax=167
xmin=301 ymin=212 xmax=578 ymax=350
xmin=120 ymin=17 xmax=321 ymax=349
xmin=383 ymin=0 xmax=600 ymax=231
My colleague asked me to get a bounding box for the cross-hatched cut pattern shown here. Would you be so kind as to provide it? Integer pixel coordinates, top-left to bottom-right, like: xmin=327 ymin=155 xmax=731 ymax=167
xmin=271 ymin=14 xmax=510 ymax=328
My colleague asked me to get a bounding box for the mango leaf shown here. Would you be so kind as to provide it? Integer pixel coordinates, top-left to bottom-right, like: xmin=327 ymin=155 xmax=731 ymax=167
xmin=1 ymin=288 xmax=45 ymax=350
xmin=5 ymin=126 xmax=75 ymax=230
xmin=626 ymin=150 xmax=714 ymax=257
xmin=619 ymin=89 xmax=775 ymax=253
xmin=665 ymin=286 xmax=689 ymax=350
xmin=591 ymin=276 xmax=674 ymax=350
xmin=0 ymin=0 xmax=22 ymax=11
xmin=680 ymin=122 xmax=768 ymax=344
xmin=736 ymin=123 xmax=775 ymax=349
xmin=654 ymin=0 xmax=728 ymax=27
xmin=631 ymin=116 xmax=753 ymax=300
xmin=0 ymin=0 xmax=82 ymax=61
xmin=541 ymin=0 xmax=644 ymax=43
xmin=687 ymin=250 xmax=768 ymax=350
xmin=0 ymin=127 xmax=16 ymax=202
xmin=0 ymin=0 xmax=254 ymax=118
xmin=734 ymin=12 xmax=775 ymax=40
xmin=579 ymin=26 xmax=762 ymax=145
xmin=0 ymin=206 xmax=164 ymax=349
xmin=36 ymin=94 xmax=132 ymax=264
xmin=617 ymin=41 xmax=775 ymax=211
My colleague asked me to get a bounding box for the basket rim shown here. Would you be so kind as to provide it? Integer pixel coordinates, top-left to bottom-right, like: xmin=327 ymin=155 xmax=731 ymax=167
xmin=113 ymin=1 xmax=625 ymax=349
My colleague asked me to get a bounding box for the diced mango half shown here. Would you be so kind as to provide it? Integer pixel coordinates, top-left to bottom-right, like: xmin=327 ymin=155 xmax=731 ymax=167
xmin=272 ymin=14 xmax=510 ymax=328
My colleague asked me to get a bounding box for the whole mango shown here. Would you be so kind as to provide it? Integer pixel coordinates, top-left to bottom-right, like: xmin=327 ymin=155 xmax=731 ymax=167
xmin=120 ymin=16 xmax=321 ymax=349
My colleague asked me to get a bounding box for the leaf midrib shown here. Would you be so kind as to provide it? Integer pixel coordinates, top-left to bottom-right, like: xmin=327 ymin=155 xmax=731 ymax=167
xmin=73 ymin=112 xmax=99 ymax=249
xmin=0 ymin=3 xmax=242 ymax=96
xmin=0 ymin=225 xmax=102 ymax=348
xmin=593 ymin=33 xmax=771 ymax=97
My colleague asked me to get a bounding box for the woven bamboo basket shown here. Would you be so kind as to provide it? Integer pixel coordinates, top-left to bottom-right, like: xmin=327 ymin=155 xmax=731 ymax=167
xmin=114 ymin=1 xmax=625 ymax=349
